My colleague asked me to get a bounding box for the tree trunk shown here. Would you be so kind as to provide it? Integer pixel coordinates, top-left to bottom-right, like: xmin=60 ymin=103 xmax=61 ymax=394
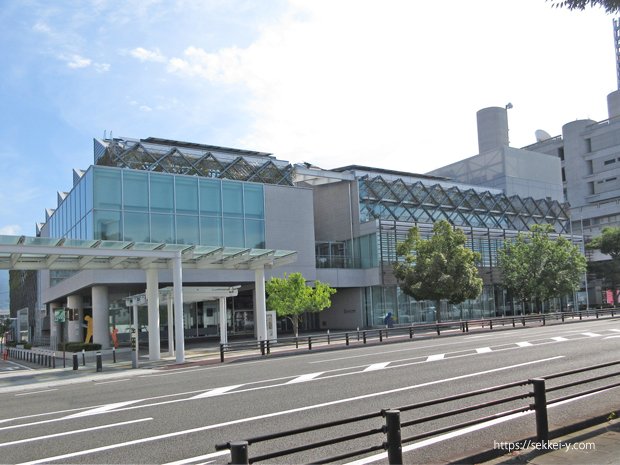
xmin=292 ymin=314 xmax=299 ymax=337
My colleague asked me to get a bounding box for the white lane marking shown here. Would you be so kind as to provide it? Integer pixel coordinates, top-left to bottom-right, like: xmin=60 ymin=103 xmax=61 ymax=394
xmin=63 ymin=400 xmax=142 ymax=419
xmin=15 ymin=357 xmax=563 ymax=465
xmin=426 ymin=354 xmax=445 ymax=362
xmin=162 ymin=451 xmax=229 ymax=465
xmin=516 ymin=342 xmax=532 ymax=347
xmin=476 ymin=347 xmax=492 ymax=354
xmin=15 ymin=389 xmax=58 ymax=397
xmin=582 ymin=332 xmax=602 ymax=337
xmin=344 ymin=386 xmax=612 ymax=465
xmin=551 ymin=337 xmax=568 ymax=342
xmin=610 ymin=329 xmax=620 ymax=333
xmin=93 ymin=379 xmax=130 ymax=385
xmin=604 ymin=335 xmax=620 ymax=339
xmin=0 ymin=418 xmax=152 ymax=448
xmin=191 ymin=385 xmax=243 ymax=398
xmin=363 ymin=363 xmax=390 ymax=372
xmin=5 ymin=361 xmax=34 ymax=371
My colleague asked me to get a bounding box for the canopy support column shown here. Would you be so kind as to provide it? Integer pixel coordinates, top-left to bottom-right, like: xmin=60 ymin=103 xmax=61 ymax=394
xmin=167 ymin=294 xmax=174 ymax=357
xmin=172 ymin=252 xmax=185 ymax=364
xmin=219 ymin=297 xmax=228 ymax=345
xmin=146 ymin=268 xmax=160 ymax=361
xmin=255 ymin=267 xmax=267 ymax=341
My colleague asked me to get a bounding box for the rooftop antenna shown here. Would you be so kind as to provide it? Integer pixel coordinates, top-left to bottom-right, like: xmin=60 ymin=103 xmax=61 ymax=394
xmin=614 ymin=18 xmax=620 ymax=89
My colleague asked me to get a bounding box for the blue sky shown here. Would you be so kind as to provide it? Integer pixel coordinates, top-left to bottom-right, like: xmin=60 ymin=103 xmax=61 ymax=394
xmin=0 ymin=0 xmax=616 ymax=309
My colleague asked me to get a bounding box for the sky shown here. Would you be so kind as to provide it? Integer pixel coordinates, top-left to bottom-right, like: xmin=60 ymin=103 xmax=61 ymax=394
xmin=0 ymin=0 xmax=617 ymax=309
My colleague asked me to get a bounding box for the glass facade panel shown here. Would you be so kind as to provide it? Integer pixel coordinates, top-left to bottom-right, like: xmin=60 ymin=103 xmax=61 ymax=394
xmin=244 ymin=184 xmax=264 ymax=219
xmin=223 ymin=182 xmax=243 ymax=218
xmin=151 ymin=214 xmax=175 ymax=243
xmin=150 ymin=173 xmax=174 ymax=213
xmin=200 ymin=216 xmax=222 ymax=246
xmin=94 ymin=168 xmax=121 ymax=209
xmin=223 ymin=218 xmax=244 ymax=247
xmin=123 ymin=212 xmax=150 ymax=242
xmin=175 ymin=177 xmax=199 ymax=215
xmin=245 ymin=219 xmax=265 ymax=248
xmin=123 ymin=171 xmax=149 ymax=211
xmin=199 ymin=179 xmax=221 ymax=216
xmin=176 ymin=215 xmax=200 ymax=245
xmin=93 ymin=210 xmax=121 ymax=241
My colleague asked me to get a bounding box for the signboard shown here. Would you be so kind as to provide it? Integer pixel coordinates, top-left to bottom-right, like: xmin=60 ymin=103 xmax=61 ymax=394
xmin=54 ymin=308 xmax=66 ymax=323
xmin=266 ymin=311 xmax=277 ymax=342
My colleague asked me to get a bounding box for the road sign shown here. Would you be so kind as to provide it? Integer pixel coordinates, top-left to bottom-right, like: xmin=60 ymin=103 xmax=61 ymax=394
xmin=54 ymin=308 xmax=66 ymax=323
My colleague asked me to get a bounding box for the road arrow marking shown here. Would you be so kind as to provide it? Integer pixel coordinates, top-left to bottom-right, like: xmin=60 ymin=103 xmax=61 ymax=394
xmin=363 ymin=362 xmax=390 ymax=372
xmin=63 ymin=400 xmax=142 ymax=419
xmin=191 ymin=385 xmax=243 ymax=399
xmin=285 ymin=372 xmax=324 ymax=384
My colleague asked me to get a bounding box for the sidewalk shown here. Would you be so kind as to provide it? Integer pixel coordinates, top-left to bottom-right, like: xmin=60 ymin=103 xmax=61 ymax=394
xmin=470 ymin=419 xmax=620 ymax=465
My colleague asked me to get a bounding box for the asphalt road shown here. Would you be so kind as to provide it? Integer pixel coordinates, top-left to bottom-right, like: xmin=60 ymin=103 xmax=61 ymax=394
xmin=1 ymin=317 xmax=620 ymax=464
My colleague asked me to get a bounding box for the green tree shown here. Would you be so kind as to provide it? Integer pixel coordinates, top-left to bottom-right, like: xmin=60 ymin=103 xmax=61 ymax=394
xmin=498 ymin=224 xmax=587 ymax=312
xmin=546 ymin=0 xmax=620 ymax=13
xmin=587 ymin=226 xmax=620 ymax=305
xmin=393 ymin=220 xmax=483 ymax=322
xmin=265 ymin=272 xmax=336 ymax=336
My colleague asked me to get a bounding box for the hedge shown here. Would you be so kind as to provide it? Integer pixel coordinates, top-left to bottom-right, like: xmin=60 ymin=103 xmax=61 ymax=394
xmin=60 ymin=342 xmax=102 ymax=352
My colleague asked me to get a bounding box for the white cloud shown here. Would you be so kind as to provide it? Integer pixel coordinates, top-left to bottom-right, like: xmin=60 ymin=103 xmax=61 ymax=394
xmin=64 ymin=54 xmax=92 ymax=69
xmin=0 ymin=225 xmax=21 ymax=235
xmin=163 ymin=0 xmax=614 ymax=172
xmin=94 ymin=63 xmax=110 ymax=73
xmin=139 ymin=105 xmax=153 ymax=112
xmin=131 ymin=47 xmax=166 ymax=63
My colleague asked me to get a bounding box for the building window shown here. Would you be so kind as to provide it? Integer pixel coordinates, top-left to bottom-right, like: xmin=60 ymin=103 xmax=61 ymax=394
xmin=558 ymin=147 xmax=564 ymax=161
xmin=604 ymin=158 xmax=617 ymax=166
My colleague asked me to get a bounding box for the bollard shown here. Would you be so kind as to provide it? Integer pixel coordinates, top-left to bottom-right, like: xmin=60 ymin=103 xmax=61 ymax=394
xmin=579 ymin=311 xmax=583 ymax=320
xmin=410 ymin=326 xmax=414 ymax=338
xmin=346 ymin=333 xmax=349 ymax=346
xmin=531 ymin=378 xmax=549 ymax=443
xmin=561 ymin=312 xmax=565 ymax=322
xmin=436 ymin=324 xmax=441 ymax=336
xmin=72 ymin=353 xmax=78 ymax=371
xmin=260 ymin=340 xmax=265 ymax=356
xmin=266 ymin=339 xmax=271 ymax=354
xmin=112 ymin=347 xmax=116 ymax=363
xmin=489 ymin=320 xmax=493 ymax=330
xmin=363 ymin=331 xmax=367 ymax=344
xmin=220 ymin=344 xmax=225 ymax=363
xmin=82 ymin=349 xmax=86 ymax=366
xmin=229 ymin=441 xmax=249 ymax=465
xmin=384 ymin=410 xmax=403 ymax=465
xmin=327 ymin=329 xmax=330 ymax=345
xmin=295 ymin=337 xmax=299 ymax=349
xmin=542 ymin=315 xmax=546 ymax=326
xmin=52 ymin=353 xmax=56 ymax=369
xmin=96 ymin=352 xmax=102 ymax=372
xmin=308 ymin=336 xmax=312 ymax=350
xmin=379 ymin=330 xmax=383 ymax=342
xmin=357 ymin=327 xmax=360 ymax=341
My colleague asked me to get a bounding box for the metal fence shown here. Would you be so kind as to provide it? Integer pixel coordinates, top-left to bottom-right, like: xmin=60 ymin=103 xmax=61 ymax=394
xmin=215 ymin=359 xmax=620 ymax=464
xmin=219 ymin=308 xmax=618 ymax=362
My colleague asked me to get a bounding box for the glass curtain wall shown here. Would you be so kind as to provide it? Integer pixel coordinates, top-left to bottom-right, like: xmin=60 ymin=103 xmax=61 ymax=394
xmin=47 ymin=166 xmax=265 ymax=248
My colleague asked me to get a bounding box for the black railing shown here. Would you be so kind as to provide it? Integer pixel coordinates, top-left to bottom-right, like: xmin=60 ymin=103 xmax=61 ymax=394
xmin=219 ymin=308 xmax=618 ymax=362
xmin=215 ymin=359 xmax=620 ymax=464
xmin=5 ymin=347 xmax=56 ymax=368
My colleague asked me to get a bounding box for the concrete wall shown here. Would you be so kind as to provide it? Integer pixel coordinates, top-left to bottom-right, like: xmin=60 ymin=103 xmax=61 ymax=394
xmin=313 ymin=181 xmax=358 ymax=241
xmin=318 ymin=287 xmax=364 ymax=330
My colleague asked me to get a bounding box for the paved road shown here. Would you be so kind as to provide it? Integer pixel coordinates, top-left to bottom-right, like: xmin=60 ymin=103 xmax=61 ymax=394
xmin=1 ymin=318 xmax=619 ymax=464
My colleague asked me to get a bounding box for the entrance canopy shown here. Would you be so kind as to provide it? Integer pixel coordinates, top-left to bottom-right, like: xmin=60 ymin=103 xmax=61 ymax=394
xmin=0 ymin=235 xmax=297 ymax=363
xmin=0 ymin=236 xmax=297 ymax=271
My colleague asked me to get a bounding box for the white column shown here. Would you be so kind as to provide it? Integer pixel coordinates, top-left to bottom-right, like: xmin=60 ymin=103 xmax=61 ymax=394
xmin=172 ymin=252 xmax=185 ymax=363
xmin=92 ymin=286 xmax=110 ymax=349
xmin=67 ymin=295 xmax=84 ymax=343
xmin=167 ymin=294 xmax=174 ymax=357
xmin=146 ymin=268 xmax=160 ymax=362
xmin=132 ymin=301 xmax=139 ymax=367
xmin=49 ymin=302 xmax=60 ymax=350
xmin=219 ymin=297 xmax=228 ymax=345
xmin=254 ymin=267 xmax=267 ymax=341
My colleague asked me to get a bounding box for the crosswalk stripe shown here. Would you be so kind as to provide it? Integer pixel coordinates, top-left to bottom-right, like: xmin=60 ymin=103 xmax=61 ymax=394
xmin=363 ymin=362 xmax=390 ymax=372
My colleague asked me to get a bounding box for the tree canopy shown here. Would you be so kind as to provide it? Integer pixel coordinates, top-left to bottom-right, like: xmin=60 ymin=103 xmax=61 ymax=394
xmin=393 ymin=220 xmax=483 ymax=322
xmin=587 ymin=226 xmax=620 ymax=304
xmin=498 ymin=224 xmax=587 ymax=310
xmin=265 ymin=272 xmax=336 ymax=336
xmin=547 ymin=0 xmax=620 ymax=13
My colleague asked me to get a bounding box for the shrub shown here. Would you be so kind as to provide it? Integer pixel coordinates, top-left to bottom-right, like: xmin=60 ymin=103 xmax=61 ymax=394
xmin=60 ymin=342 xmax=102 ymax=352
